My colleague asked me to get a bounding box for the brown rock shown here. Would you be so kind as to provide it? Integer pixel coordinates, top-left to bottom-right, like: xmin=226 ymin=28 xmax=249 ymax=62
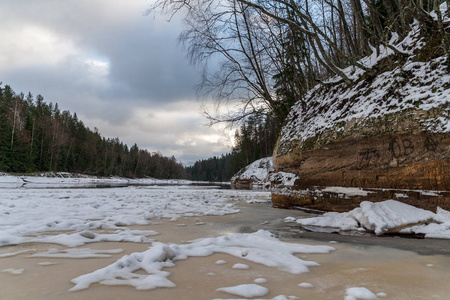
xmin=272 ymin=131 xmax=450 ymax=212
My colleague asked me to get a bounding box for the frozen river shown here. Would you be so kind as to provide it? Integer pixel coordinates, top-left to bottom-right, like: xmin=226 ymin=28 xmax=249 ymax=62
xmin=0 ymin=185 xmax=449 ymax=299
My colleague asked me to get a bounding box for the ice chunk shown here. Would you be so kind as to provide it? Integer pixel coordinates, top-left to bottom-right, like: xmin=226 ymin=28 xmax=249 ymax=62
xmin=298 ymin=282 xmax=314 ymax=288
xmin=232 ymin=263 xmax=250 ymax=269
xmin=216 ymin=284 xmax=269 ymax=298
xmin=345 ymin=287 xmax=378 ymax=300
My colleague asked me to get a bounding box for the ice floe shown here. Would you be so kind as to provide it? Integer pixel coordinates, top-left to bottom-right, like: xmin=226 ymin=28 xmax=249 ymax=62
xmin=288 ymin=200 xmax=450 ymax=238
xmin=69 ymin=230 xmax=334 ymax=291
xmin=0 ymin=186 xmax=269 ymax=247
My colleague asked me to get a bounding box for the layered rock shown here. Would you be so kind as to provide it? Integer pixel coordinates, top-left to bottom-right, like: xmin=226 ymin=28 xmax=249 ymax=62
xmin=271 ymin=20 xmax=450 ymax=212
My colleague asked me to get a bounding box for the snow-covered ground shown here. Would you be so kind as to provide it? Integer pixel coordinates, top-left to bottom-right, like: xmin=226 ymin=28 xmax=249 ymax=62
xmin=0 ymin=179 xmax=338 ymax=298
xmin=286 ymin=200 xmax=450 ymax=239
xmin=1 ymin=176 xmax=449 ymax=299
xmin=0 ymin=184 xmax=252 ymax=247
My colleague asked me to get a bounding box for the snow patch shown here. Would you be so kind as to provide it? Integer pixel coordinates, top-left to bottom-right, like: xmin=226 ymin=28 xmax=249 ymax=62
xmin=216 ymin=284 xmax=269 ymax=298
xmin=2 ymin=268 xmax=24 ymax=275
xmin=69 ymin=230 xmax=334 ymax=291
xmin=295 ymin=200 xmax=450 ymax=238
xmin=232 ymin=263 xmax=250 ymax=269
xmin=29 ymin=248 xmax=124 ymax=258
xmin=345 ymin=287 xmax=379 ymax=300
xmin=298 ymin=282 xmax=314 ymax=288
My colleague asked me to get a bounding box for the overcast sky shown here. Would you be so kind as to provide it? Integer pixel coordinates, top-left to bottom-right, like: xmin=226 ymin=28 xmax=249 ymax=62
xmin=0 ymin=0 xmax=234 ymax=166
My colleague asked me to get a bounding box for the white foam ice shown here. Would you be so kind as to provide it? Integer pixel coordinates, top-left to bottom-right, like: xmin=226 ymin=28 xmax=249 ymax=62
xmin=0 ymin=186 xmax=268 ymax=247
xmin=69 ymin=230 xmax=334 ymax=291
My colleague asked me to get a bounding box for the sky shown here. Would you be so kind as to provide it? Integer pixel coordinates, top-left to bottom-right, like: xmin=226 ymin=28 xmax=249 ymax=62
xmin=0 ymin=0 xmax=234 ymax=166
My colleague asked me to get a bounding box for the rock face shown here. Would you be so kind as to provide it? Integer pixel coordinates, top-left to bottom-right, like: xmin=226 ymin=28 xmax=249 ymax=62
xmin=272 ymin=131 xmax=450 ymax=212
xmin=276 ymin=132 xmax=449 ymax=190
xmin=271 ymin=21 xmax=450 ymax=212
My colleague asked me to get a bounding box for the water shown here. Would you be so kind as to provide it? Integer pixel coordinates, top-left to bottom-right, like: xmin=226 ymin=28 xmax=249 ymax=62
xmin=0 ymin=186 xmax=449 ymax=299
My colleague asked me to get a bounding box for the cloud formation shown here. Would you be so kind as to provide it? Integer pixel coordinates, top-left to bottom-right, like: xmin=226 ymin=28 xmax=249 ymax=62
xmin=0 ymin=0 xmax=231 ymax=165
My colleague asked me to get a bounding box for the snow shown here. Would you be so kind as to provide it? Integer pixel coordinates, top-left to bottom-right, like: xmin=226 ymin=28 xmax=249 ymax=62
xmin=0 ymin=172 xmax=224 ymax=189
xmin=292 ymin=200 xmax=450 ymax=238
xmin=29 ymin=248 xmax=124 ymax=258
xmin=38 ymin=262 xmax=56 ymax=266
xmin=216 ymin=284 xmax=269 ymax=297
xmin=322 ymin=187 xmax=375 ymax=197
xmin=345 ymin=287 xmax=378 ymax=300
xmin=0 ymin=184 xmax=270 ymax=247
xmin=0 ymin=249 xmax=35 ymax=258
xmin=298 ymin=282 xmax=314 ymax=288
xmin=215 ymin=260 xmax=227 ymax=265
xmin=4 ymin=177 xmax=335 ymax=295
xmin=267 ymin=172 xmax=299 ymax=188
xmin=213 ymin=296 xmax=295 ymax=300
xmin=2 ymin=268 xmax=24 ymax=275
xmin=254 ymin=278 xmax=267 ymax=284
xmin=278 ymin=18 xmax=450 ymax=156
xmin=231 ymin=157 xmax=274 ymax=186
xmin=69 ymin=230 xmax=334 ymax=291
xmin=232 ymin=263 xmax=250 ymax=269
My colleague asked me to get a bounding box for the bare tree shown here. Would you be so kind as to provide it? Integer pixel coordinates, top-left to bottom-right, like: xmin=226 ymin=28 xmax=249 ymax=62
xmin=150 ymin=0 xmax=450 ymax=124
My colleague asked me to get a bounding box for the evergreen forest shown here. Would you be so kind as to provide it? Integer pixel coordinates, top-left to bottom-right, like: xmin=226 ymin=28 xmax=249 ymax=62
xmin=0 ymin=83 xmax=273 ymax=181
xmin=0 ymin=84 xmax=185 ymax=179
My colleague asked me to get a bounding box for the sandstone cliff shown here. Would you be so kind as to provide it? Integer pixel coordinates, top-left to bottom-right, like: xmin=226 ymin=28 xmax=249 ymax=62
xmin=271 ymin=17 xmax=450 ymax=212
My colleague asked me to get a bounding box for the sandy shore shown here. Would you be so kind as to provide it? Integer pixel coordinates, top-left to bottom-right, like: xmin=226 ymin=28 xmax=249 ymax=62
xmin=1 ymin=201 xmax=450 ymax=300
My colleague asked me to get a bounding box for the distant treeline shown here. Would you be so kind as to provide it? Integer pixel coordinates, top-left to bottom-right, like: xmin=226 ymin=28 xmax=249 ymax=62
xmin=185 ymin=114 xmax=280 ymax=181
xmin=1 ymin=83 xmax=280 ymax=181
xmin=0 ymin=84 xmax=185 ymax=178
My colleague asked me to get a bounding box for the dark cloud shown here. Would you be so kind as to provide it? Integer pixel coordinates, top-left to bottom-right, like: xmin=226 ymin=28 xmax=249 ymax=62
xmin=0 ymin=0 xmax=230 ymax=165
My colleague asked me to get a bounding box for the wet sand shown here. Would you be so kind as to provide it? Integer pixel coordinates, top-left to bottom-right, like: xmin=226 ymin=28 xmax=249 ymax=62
xmin=1 ymin=201 xmax=449 ymax=300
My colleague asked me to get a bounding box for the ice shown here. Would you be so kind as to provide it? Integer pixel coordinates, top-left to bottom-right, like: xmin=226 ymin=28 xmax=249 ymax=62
xmin=357 ymin=201 xmax=435 ymax=234
xmin=213 ymin=296 xmax=294 ymax=300
xmin=345 ymin=287 xmax=379 ymax=300
xmin=295 ymin=200 xmax=449 ymax=237
xmin=0 ymin=186 xmax=267 ymax=247
xmin=322 ymin=187 xmax=374 ymax=197
xmin=232 ymin=263 xmax=250 ymax=269
xmin=216 ymin=284 xmax=269 ymax=297
xmin=0 ymin=249 xmax=35 ymax=258
xmin=2 ymin=268 xmax=24 ymax=275
xmin=215 ymin=260 xmax=227 ymax=265
xmin=296 ymin=211 xmax=361 ymax=232
xmin=70 ymin=230 xmax=334 ymax=291
xmin=29 ymin=248 xmax=124 ymax=258
xmin=298 ymin=282 xmax=314 ymax=288
xmin=38 ymin=262 xmax=57 ymax=266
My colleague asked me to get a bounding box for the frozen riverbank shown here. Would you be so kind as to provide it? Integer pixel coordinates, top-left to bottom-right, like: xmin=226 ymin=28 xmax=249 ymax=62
xmin=0 ymin=172 xmax=230 ymax=189
xmin=1 ymin=182 xmax=449 ymax=299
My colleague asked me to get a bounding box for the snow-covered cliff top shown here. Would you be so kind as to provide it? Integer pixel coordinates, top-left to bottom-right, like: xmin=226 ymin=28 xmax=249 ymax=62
xmin=278 ymin=5 xmax=450 ymax=155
